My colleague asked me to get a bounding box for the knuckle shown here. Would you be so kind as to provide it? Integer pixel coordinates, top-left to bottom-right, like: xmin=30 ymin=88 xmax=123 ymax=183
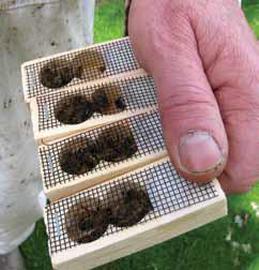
xmin=159 ymin=85 xmax=218 ymax=121
xmin=216 ymin=88 xmax=259 ymax=124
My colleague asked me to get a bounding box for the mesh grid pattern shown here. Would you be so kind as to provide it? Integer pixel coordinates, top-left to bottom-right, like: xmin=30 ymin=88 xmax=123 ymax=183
xmin=39 ymin=111 xmax=165 ymax=189
xmin=23 ymin=38 xmax=140 ymax=100
xmin=37 ymin=74 xmax=157 ymax=132
xmin=46 ymin=159 xmax=219 ymax=254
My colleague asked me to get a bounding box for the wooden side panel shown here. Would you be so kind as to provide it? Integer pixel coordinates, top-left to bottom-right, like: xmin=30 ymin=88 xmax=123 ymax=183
xmin=45 ymin=150 xmax=167 ymax=201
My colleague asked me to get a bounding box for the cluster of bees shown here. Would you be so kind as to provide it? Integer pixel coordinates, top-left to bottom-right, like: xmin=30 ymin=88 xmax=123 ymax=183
xmin=39 ymin=58 xmax=152 ymax=243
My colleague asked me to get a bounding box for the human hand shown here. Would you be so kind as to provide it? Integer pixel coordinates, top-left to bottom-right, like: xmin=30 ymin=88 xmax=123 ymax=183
xmin=128 ymin=0 xmax=259 ymax=193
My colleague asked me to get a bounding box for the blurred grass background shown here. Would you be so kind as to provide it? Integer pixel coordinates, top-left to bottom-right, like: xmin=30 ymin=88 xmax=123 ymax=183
xmin=20 ymin=0 xmax=259 ymax=269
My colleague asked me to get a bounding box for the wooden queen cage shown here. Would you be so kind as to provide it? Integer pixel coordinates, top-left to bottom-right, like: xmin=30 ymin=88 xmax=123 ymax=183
xmin=22 ymin=37 xmax=227 ymax=270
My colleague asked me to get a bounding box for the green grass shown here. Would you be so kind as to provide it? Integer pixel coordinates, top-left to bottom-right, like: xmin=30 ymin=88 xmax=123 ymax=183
xmin=94 ymin=0 xmax=125 ymax=43
xmin=244 ymin=3 xmax=259 ymax=38
xmin=20 ymin=1 xmax=259 ymax=269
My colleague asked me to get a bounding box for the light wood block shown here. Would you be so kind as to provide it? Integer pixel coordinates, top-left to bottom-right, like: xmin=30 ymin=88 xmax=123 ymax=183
xmin=39 ymin=110 xmax=167 ymax=201
xmin=21 ymin=37 xmax=140 ymax=102
xmin=45 ymin=157 xmax=227 ymax=270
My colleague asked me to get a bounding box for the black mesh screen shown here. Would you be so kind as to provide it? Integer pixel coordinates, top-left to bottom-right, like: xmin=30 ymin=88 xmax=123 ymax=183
xmin=23 ymin=38 xmax=140 ymax=100
xmin=39 ymin=111 xmax=165 ymax=190
xmin=36 ymin=74 xmax=157 ymax=133
xmin=46 ymin=159 xmax=219 ymax=254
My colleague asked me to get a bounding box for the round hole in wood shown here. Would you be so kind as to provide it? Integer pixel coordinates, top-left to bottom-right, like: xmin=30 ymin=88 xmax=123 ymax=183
xmin=107 ymin=183 xmax=153 ymax=227
xmin=65 ymin=201 xmax=109 ymax=243
xmin=55 ymin=95 xmax=94 ymax=125
xmin=96 ymin=124 xmax=138 ymax=163
xmin=40 ymin=59 xmax=77 ymax=89
xmin=59 ymin=146 xmax=99 ymax=175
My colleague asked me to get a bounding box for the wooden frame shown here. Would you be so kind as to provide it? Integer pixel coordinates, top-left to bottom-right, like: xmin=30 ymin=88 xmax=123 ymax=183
xmin=43 ymin=150 xmax=167 ymax=202
xmin=45 ymin=157 xmax=227 ymax=270
xmin=22 ymin=36 xmax=228 ymax=270
xmin=39 ymin=110 xmax=168 ymax=201
xmin=21 ymin=37 xmax=140 ymax=103
xmin=28 ymin=70 xmax=157 ymax=145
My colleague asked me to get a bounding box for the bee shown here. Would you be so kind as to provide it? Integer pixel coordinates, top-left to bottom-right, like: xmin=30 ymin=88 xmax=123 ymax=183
xmin=65 ymin=201 xmax=109 ymax=243
xmin=96 ymin=125 xmax=138 ymax=162
xmin=115 ymin=96 xmax=126 ymax=111
xmin=91 ymin=88 xmax=109 ymax=113
xmin=40 ymin=60 xmax=79 ymax=89
xmin=60 ymin=147 xmax=99 ymax=175
xmin=108 ymin=187 xmax=153 ymax=227
xmin=55 ymin=95 xmax=94 ymax=125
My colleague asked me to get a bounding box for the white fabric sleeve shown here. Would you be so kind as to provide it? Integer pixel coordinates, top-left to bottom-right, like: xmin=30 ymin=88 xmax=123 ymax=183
xmin=0 ymin=0 xmax=95 ymax=254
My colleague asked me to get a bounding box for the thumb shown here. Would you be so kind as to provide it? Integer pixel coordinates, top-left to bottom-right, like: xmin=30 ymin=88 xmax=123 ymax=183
xmin=128 ymin=0 xmax=228 ymax=182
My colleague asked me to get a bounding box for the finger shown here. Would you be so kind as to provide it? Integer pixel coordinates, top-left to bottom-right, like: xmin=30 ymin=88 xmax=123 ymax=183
xmin=219 ymin=172 xmax=254 ymax=194
xmin=196 ymin=1 xmax=259 ymax=193
xmin=129 ymin=1 xmax=228 ymax=182
xmin=217 ymin=83 xmax=259 ymax=194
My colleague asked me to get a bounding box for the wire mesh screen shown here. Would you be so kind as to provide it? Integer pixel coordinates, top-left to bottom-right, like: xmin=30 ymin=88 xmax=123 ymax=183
xmin=36 ymin=74 xmax=157 ymax=132
xmin=46 ymin=159 xmax=219 ymax=254
xmin=39 ymin=111 xmax=165 ymax=190
xmin=23 ymin=38 xmax=140 ymax=100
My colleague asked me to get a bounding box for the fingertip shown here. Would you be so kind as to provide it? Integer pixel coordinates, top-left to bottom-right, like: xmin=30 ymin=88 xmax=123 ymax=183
xmin=178 ymin=131 xmax=224 ymax=173
xmin=167 ymin=131 xmax=227 ymax=183
xmin=174 ymin=161 xmax=226 ymax=184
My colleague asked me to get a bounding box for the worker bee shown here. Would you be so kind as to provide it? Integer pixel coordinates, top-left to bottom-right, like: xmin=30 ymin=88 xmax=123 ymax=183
xmin=40 ymin=59 xmax=80 ymax=89
xmin=65 ymin=201 xmax=109 ymax=243
xmin=91 ymin=88 xmax=110 ymax=113
xmin=107 ymin=184 xmax=153 ymax=227
xmin=55 ymin=95 xmax=94 ymax=125
xmin=96 ymin=125 xmax=138 ymax=163
xmin=60 ymin=147 xmax=99 ymax=175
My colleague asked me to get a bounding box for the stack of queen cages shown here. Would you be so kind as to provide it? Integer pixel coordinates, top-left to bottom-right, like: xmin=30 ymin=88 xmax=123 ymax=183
xmin=21 ymin=37 xmax=153 ymax=144
xmin=22 ymin=37 xmax=227 ymax=269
